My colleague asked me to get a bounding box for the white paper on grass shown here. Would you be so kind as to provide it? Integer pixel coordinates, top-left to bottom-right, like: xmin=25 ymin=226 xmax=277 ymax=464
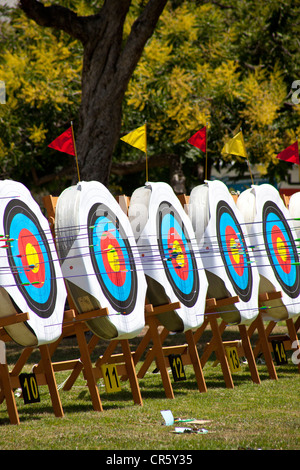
xmin=55 ymin=181 xmax=146 ymax=340
xmin=129 ymin=181 xmax=208 ymax=331
xmin=237 ymin=184 xmax=300 ymax=320
xmin=0 ymin=180 xmax=66 ymax=346
xmin=189 ymin=180 xmax=260 ymax=324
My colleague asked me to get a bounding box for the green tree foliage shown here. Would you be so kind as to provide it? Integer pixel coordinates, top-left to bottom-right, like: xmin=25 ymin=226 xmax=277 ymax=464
xmin=0 ymin=1 xmax=300 ymax=196
xmin=119 ymin=0 xmax=300 ymax=192
xmin=0 ymin=3 xmax=82 ymax=194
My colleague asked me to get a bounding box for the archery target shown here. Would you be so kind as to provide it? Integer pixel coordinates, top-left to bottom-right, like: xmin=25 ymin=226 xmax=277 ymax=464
xmin=55 ymin=181 xmax=146 ymax=340
xmin=237 ymin=184 xmax=300 ymax=320
xmin=189 ymin=180 xmax=260 ymax=324
xmin=0 ymin=180 xmax=66 ymax=346
xmin=129 ymin=182 xmax=208 ymax=332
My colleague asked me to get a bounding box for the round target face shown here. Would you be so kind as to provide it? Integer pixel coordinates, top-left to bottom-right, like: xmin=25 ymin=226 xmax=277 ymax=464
xmin=263 ymin=201 xmax=300 ymax=298
xmin=87 ymin=203 xmax=137 ymax=314
xmin=216 ymin=200 xmax=252 ymax=302
xmin=4 ymin=199 xmax=57 ymax=318
xmin=157 ymin=201 xmax=199 ymax=307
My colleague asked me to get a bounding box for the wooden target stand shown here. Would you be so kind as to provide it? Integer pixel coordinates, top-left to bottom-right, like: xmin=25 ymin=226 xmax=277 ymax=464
xmin=0 ymin=312 xmax=64 ymax=425
xmin=121 ymin=300 xmax=208 ymax=399
xmin=115 ymin=196 xmax=257 ymax=395
xmin=178 ymin=194 xmax=288 ymax=386
xmin=198 ymin=192 xmax=300 ymax=381
xmin=40 ymin=194 xmax=143 ymax=410
xmin=237 ymin=193 xmax=300 ymax=376
xmin=59 ymin=195 xmax=207 ymax=400
xmin=116 ymin=194 xmax=265 ymax=395
xmin=116 ymin=195 xmax=208 ymax=398
xmin=196 ymin=293 xmax=282 ymax=384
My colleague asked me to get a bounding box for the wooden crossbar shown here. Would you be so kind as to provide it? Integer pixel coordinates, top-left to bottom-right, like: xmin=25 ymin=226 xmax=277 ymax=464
xmin=0 ymin=313 xmax=64 ymax=425
xmin=193 ymin=296 xmax=261 ymax=388
xmin=41 ymin=194 xmax=144 ymax=409
xmin=122 ymin=301 xmax=207 ymax=399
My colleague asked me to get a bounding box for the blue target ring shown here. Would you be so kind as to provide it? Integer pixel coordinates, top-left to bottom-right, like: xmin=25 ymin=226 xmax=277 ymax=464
xmin=216 ymin=200 xmax=252 ymax=302
xmin=4 ymin=199 xmax=57 ymax=318
xmin=263 ymin=201 xmax=300 ymax=298
xmin=157 ymin=201 xmax=199 ymax=307
xmin=88 ymin=203 xmax=137 ymax=314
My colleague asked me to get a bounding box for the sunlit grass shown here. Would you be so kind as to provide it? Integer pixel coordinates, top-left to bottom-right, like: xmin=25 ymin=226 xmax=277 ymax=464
xmin=0 ymin=331 xmax=299 ymax=450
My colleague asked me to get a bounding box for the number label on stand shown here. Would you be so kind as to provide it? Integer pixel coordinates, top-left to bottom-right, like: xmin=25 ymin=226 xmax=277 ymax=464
xmin=225 ymin=347 xmax=241 ymax=373
xmin=101 ymin=364 xmax=121 ymax=393
xmin=19 ymin=373 xmax=40 ymax=404
xmin=271 ymin=340 xmax=288 ymax=365
xmin=169 ymin=354 xmax=186 ymax=382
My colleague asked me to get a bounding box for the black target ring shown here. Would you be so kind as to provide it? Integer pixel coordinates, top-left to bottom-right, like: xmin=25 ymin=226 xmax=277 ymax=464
xmin=4 ymin=199 xmax=57 ymax=319
xmin=87 ymin=203 xmax=137 ymax=314
xmin=157 ymin=201 xmax=199 ymax=307
xmin=263 ymin=201 xmax=300 ymax=298
xmin=216 ymin=200 xmax=253 ymax=302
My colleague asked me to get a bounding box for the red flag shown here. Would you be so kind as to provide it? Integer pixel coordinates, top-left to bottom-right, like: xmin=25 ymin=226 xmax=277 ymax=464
xmin=277 ymin=141 xmax=299 ymax=165
xmin=188 ymin=127 xmax=206 ymax=153
xmin=48 ymin=127 xmax=75 ymax=156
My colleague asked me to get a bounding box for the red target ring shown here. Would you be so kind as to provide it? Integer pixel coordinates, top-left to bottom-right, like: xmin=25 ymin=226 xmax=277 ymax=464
xmin=100 ymin=231 xmax=126 ymax=287
xmin=18 ymin=228 xmax=46 ymax=286
xmin=225 ymin=225 xmax=245 ymax=277
xmin=271 ymin=225 xmax=291 ymax=275
xmin=167 ymin=227 xmax=189 ymax=281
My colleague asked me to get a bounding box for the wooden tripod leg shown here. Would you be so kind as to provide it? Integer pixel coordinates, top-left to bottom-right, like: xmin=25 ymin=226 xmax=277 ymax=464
xmin=63 ymin=334 xmax=100 ymax=391
xmin=185 ymin=330 xmax=207 ymax=393
xmin=73 ymin=324 xmax=103 ymax=412
xmin=147 ymin=317 xmax=174 ymax=399
xmin=121 ymin=328 xmax=153 ymax=380
xmin=252 ymin=321 xmax=276 ymax=359
xmin=0 ymin=347 xmax=34 ymax=405
xmin=255 ymin=315 xmax=278 ymax=380
xmin=39 ymin=345 xmax=64 ymax=418
xmin=286 ymin=318 xmax=300 ymax=373
xmin=238 ymin=325 xmax=261 ymax=384
xmin=120 ymin=340 xmax=143 ymax=406
xmin=200 ymin=320 xmax=227 ymax=367
xmin=0 ymin=363 xmax=20 ymax=425
xmin=137 ymin=327 xmax=169 ymax=379
xmin=209 ymin=317 xmax=234 ymax=389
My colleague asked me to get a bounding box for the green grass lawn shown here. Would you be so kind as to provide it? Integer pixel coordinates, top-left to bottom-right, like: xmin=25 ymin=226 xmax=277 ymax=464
xmin=0 ymin=329 xmax=299 ymax=451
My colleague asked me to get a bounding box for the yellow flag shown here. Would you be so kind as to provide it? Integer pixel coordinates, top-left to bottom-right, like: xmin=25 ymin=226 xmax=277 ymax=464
xmin=221 ymin=131 xmax=247 ymax=158
xmin=120 ymin=124 xmax=146 ymax=153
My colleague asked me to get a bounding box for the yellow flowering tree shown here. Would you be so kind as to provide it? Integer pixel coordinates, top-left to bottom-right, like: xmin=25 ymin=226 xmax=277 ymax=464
xmin=0 ymin=5 xmax=82 ymax=193
xmin=117 ymin=0 xmax=300 ymax=193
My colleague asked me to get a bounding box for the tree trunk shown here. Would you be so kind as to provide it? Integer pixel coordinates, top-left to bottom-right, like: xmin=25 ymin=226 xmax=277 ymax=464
xmin=20 ymin=0 xmax=168 ymax=187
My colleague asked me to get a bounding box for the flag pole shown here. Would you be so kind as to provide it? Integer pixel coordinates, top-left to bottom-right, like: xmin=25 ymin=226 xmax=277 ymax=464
xmin=145 ymin=122 xmax=148 ymax=182
xmin=205 ymin=124 xmax=208 ymax=180
xmin=71 ymin=121 xmax=80 ymax=182
xmin=240 ymin=128 xmax=254 ymax=185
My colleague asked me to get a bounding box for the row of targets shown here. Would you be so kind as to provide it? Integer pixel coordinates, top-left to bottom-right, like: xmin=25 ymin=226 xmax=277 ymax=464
xmin=0 ymin=178 xmax=299 ymax=349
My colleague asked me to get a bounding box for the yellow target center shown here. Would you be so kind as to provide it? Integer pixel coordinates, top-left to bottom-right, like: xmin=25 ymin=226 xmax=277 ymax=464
xmin=107 ymin=244 xmax=120 ymax=272
xmin=172 ymin=240 xmax=185 ymax=267
xmin=25 ymin=243 xmax=40 ymax=273
xmin=276 ymin=237 xmax=287 ymax=261
xmin=230 ymin=238 xmax=240 ymax=264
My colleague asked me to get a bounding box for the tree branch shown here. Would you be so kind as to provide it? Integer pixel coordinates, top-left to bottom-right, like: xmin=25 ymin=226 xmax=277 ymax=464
xmin=118 ymin=0 xmax=168 ymax=82
xmin=19 ymin=0 xmax=94 ymax=43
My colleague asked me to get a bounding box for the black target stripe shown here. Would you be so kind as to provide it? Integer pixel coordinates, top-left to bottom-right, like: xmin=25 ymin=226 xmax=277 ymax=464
xmin=87 ymin=203 xmax=137 ymax=314
xmin=157 ymin=201 xmax=199 ymax=307
xmin=4 ymin=199 xmax=57 ymax=319
xmin=216 ymin=200 xmax=253 ymax=302
xmin=263 ymin=201 xmax=300 ymax=298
